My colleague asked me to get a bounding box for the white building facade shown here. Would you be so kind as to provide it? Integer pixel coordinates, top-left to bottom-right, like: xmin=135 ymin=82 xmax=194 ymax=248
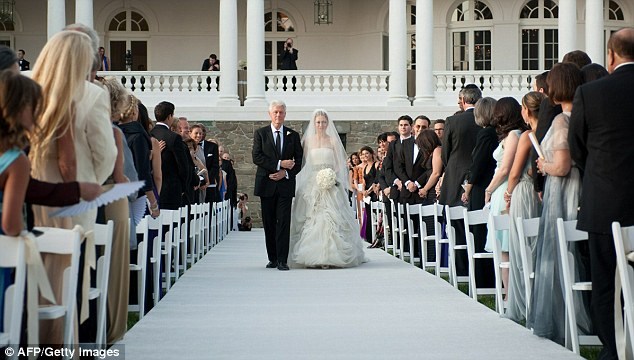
xmin=4 ymin=0 xmax=633 ymax=121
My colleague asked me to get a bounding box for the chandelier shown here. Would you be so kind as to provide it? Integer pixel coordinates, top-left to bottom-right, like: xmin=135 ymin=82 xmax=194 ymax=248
xmin=0 ymin=1 xmax=14 ymax=24
xmin=314 ymin=0 xmax=333 ymax=25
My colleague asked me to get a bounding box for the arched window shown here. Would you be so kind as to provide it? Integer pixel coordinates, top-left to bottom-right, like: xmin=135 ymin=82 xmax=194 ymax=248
xmin=265 ymin=9 xmax=295 ymax=70
xmin=605 ymin=0 xmax=627 ymax=63
xmin=519 ymin=0 xmax=559 ymax=70
xmin=449 ymin=1 xmax=493 ymax=71
xmin=106 ymin=10 xmax=150 ymax=71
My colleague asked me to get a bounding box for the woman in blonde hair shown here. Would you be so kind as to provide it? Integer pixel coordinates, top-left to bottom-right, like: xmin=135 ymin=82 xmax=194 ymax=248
xmin=30 ymin=30 xmax=117 ymax=346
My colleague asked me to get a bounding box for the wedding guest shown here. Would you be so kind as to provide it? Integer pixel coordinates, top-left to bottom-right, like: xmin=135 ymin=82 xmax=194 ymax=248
xmin=483 ymin=97 xmax=528 ymax=297
xmin=376 ymin=132 xmax=398 ymax=247
xmin=359 ymin=146 xmax=379 ymax=245
xmin=190 ymin=124 xmax=210 ymax=203
xmin=137 ymin=101 xmax=163 ymax=196
xmin=17 ymin=49 xmax=29 ymax=71
xmin=98 ymin=46 xmax=110 ymax=71
xmin=201 ymin=53 xmax=220 ymax=71
xmin=504 ymin=91 xmax=545 ymax=323
xmin=460 ymin=97 xmax=497 ymax=289
xmin=198 ymin=124 xmax=219 ymax=203
xmin=569 ymin=28 xmax=634 ymax=359
xmin=0 ymin=46 xmax=18 ymax=72
xmin=528 ymin=62 xmax=592 ymax=345
xmin=348 ymin=152 xmax=361 ymax=214
xmin=30 ymin=31 xmax=117 ymax=346
xmin=580 ymin=63 xmax=609 ymax=84
xmin=184 ymin=138 xmax=210 ymax=203
xmin=433 ymin=119 xmax=445 ymax=142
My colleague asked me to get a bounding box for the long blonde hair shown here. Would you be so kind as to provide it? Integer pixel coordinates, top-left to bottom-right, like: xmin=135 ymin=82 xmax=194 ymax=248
xmin=30 ymin=30 xmax=94 ymax=169
xmin=98 ymin=76 xmax=131 ymax=121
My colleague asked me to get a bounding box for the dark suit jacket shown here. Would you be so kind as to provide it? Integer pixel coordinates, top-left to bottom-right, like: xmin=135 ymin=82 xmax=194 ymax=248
xmin=378 ymin=142 xmax=397 ymax=203
xmin=439 ymin=108 xmax=481 ymax=206
xmin=395 ymin=137 xmax=427 ymax=204
xmin=252 ymin=125 xmax=303 ymax=198
xmin=222 ymin=159 xmax=238 ymax=206
xmin=280 ymin=48 xmax=298 ymax=70
xmin=531 ymin=99 xmax=562 ymax=192
xmin=18 ymin=59 xmax=30 ymax=71
xmin=569 ymin=63 xmax=634 ymax=233
xmin=387 ymin=137 xmax=411 ymax=200
xmin=200 ymin=140 xmax=220 ymax=202
xmin=468 ymin=126 xmax=498 ymax=210
xmin=201 ymin=58 xmax=220 ymax=71
xmin=150 ymin=123 xmax=190 ymax=209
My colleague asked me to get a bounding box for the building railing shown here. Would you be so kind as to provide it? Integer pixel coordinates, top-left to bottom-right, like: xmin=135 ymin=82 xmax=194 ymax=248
xmin=99 ymin=70 xmax=538 ymax=108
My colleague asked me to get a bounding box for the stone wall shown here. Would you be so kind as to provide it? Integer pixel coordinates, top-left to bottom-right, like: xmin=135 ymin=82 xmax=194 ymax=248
xmin=200 ymin=119 xmax=397 ymax=226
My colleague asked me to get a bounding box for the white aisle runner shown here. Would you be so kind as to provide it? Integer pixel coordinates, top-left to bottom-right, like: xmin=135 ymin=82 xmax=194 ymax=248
xmin=115 ymin=229 xmax=581 ymax=360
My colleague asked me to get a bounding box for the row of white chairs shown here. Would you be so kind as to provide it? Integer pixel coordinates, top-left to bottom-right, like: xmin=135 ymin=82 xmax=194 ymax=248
xmin=129 ymin=200 xmax=233 ymax=319
xmin=369 ymin=199 xmax=634 ymax=356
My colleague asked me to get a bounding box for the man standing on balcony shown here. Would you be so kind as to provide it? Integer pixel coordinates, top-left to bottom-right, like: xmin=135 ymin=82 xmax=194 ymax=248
xmin=17 ymin=49 xmax=29 ymax=71
xmin=280 ymin=38 xmax=298 ymax=70
xmin=201 ymin=53 xmax=220 ymax=71
xmin=252 ymin=100 xmax=303 ymax=271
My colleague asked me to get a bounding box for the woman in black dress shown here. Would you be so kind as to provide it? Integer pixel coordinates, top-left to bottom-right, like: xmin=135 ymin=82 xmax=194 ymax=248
xmin=359 ymin=146 xmax=379 ymax=246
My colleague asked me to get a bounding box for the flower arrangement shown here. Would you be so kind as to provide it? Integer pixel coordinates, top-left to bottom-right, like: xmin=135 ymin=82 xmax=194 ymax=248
xmin=316 ymin=168 xmax=337 ymax=190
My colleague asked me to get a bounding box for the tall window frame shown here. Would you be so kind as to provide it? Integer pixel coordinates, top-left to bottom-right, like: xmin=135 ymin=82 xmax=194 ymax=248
xmin=604 ymin=0 xmax=627 ymax=64
xmin=448 ymin=0 xmax=494 ymax=71
xmin=519 ymin=0 xmax=559 ymax=70
xmin=264 ymin=9 xmax=296 ymax=70
xmin=106 ymin=9 xmax=150 ymax=71
xmin=408 ymin=3 xmax=416 ymax=69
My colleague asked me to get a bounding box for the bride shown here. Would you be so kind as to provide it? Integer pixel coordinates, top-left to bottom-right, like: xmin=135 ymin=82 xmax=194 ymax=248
xmin=289 ymin=109 xmax=367 ymax=269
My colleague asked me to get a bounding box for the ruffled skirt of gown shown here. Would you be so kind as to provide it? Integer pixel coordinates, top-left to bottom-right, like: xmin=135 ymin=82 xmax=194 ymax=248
xmin=289 ymin=176 xmax=366 ymax=268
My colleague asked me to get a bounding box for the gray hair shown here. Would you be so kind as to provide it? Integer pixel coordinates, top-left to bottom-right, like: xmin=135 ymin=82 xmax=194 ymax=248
xmin=64 ymin=23 xmax=99 ymax=53
xmin=0 ymin=45 xmax=18 ymax=70
xmin=474 ymin=97 xmax=497 ymax=127
xmin=269 ymin=100 xmax=286 ymax=112
xmin=460 ymin=87 xmax=482 ymax=106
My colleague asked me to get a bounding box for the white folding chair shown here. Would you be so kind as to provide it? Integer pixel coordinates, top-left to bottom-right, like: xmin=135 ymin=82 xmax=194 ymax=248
xmin=180 ymin=205 xmax=189 ymax=272
xmin=444 ymin=205 xmax=469 ymax=290
xmin=130 ymin=216 xmax=148 ymax=318
xmin=380 ymin=201 xmax=394 ymax=254
xmin=189 ymin=205 xmax=200 ymax=263
xmin=556 ymin=218 xmax=601 ymax=354
xmin=169 ymin=210 xmax=181 ymax=281
xmin=432 ymin=202 xmax=450 ymax=278
xmin=370 ymin=201 xmax=382 ymax=246
xmin=203 ymin=202 xmax=211 ymax=250
xmin=36 ymin=227 xmax=82 ymax=355
xmin=160 ymin=210 xmax=174 ymax=292
xmin=488 ymin=214 xmax=511 ymax=315
xmin=89 ymin=221 xmax=114 ymax=349
xmin=389 ymin=199 xmax=402 ymax=258
xmin=147 ymin=214 xmax=164 ymax=306
xmin=463 ymin=207 xmax=495 ymax=302
xmin=419 ymin=203 xmax=439 ymax=272
xmin=612 ymin=221 xmax=634 ymax=359
xmin=404 ymin=203 xmax=420 ymax=265
xmin=210 ymin=202 xmax=218 ymax=247
xmin=0 ymin=234 xmax=26 ymax=359
xmin=396 ymin=203 xmax=409 ymax=262
xmin=516 ymin=216 xmax=539 ymax=322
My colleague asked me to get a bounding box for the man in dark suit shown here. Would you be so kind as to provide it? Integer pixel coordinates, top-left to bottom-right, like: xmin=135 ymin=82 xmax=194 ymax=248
xmin=569 ymin=28 xmax=634 ymax=360
xmin=150 ymin=101 xmax=190 ymax=210
xmin=280 ymin=38 xmax=298 ymax=70
xmin=439 ymin=86 xmax=482 ymax=277
xmin=17 ymin=49 xmax=29 ymax=71
xmin=201 ymin=53 xmax=220 ymax=71
xmin=199 ymin=125 xmax=220 ymax=203
xmin=252 ymin=100 xmax=303 ymax=271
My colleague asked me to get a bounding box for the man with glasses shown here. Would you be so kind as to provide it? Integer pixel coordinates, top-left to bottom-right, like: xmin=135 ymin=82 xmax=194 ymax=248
xmin=433 ymin=119 xmax=445 ymax=141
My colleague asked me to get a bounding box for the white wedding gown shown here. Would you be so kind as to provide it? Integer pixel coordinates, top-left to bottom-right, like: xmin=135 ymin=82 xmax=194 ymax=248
xmin=289 ymin=147 xmax=366 ymax=268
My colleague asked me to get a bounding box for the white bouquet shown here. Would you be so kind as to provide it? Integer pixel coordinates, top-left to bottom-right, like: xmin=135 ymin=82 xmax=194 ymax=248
xmin=316 ymin=168 xmax=337 ymax=190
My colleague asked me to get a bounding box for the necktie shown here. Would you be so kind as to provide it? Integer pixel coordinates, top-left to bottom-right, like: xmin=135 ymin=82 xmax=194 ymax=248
xmin=275 ymin=130 xmax=282 ymax=156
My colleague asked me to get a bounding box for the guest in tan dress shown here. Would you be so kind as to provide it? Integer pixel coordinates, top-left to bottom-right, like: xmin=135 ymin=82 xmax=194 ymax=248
xmin=30 ymin=30 xmax=117 ymax=347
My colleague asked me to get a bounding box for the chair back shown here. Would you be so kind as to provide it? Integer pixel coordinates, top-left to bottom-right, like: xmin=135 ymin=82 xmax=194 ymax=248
xmin=516 ymin=216 xmax=539 ymax=319
xmin=612 ymin=221 xmax=634 ymax=359
xmin=92 ymin=220 xmax=114 ymax=348
xmin=0 ymin=234 xmax=26 ymax=352
xmin=488 ymin=213 xmax=511 ymax=314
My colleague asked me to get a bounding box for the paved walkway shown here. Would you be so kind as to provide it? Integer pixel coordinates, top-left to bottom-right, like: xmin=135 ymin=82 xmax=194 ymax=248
xmin=114 ymin=229 xmax=582 ymax=359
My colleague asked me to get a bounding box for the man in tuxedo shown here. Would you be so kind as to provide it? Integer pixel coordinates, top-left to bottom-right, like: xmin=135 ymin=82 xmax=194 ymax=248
xmin=17 ymin=49 xmax=29 ymax=71
xmin=150 ymin=101 xmax=191 ymax=210
xmin=201 ymin=53 xmax=220 ymax=71
xmin=376 ymin=132 xmax=398 ymax=247
xmin=199 ymin=125 xmax=220 ymax=203
xmin=439 ymin=86 xmax=482 ymax=277
xmin=569 ymin=28 xmax=634 ymax=360
xmin=252 ymin=100 xmax=303 ymax=271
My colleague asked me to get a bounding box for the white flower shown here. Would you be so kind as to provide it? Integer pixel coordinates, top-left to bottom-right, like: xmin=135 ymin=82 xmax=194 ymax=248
xmin=316 ymin=168 xmax=337 ymax=190
xmin=286 ymin=131 xmax=291 ymax=136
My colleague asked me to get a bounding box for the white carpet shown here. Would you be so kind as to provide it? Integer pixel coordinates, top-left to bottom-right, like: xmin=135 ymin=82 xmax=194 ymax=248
xmin=115 ymin=229 xmax=582 ymax=360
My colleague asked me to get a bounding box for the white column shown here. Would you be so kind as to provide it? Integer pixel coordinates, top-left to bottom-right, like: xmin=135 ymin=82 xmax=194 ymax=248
xmin=558 ymin=0 xmax=577 ymax=61
xmin=47 ymin=0 xmax=66 ymax=39
xmin=413 ymin=0 xmax=435 ymax=105
xmin=585 ymin=0 xmax=604 ymax=66
xmin=245 ymin=0 xmax=267 ymax=106
xmin=218 ymin=0 xmax=240 ymax=106
xmin=75 ymin=0 xmax=93 ymax=28
xmin=387 ymin=0 xmax=410 ymax=106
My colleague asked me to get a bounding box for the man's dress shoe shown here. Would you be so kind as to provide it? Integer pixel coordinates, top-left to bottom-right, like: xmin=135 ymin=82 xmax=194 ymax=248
xmin=266 ymin=261 xmax=278 ymax=268
xmin=277 ymin=263 xmax=290 ymax=271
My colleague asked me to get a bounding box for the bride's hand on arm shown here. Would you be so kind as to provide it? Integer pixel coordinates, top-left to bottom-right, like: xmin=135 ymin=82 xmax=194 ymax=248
xmin=281 ymin=159 xmax=295 ymax=169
